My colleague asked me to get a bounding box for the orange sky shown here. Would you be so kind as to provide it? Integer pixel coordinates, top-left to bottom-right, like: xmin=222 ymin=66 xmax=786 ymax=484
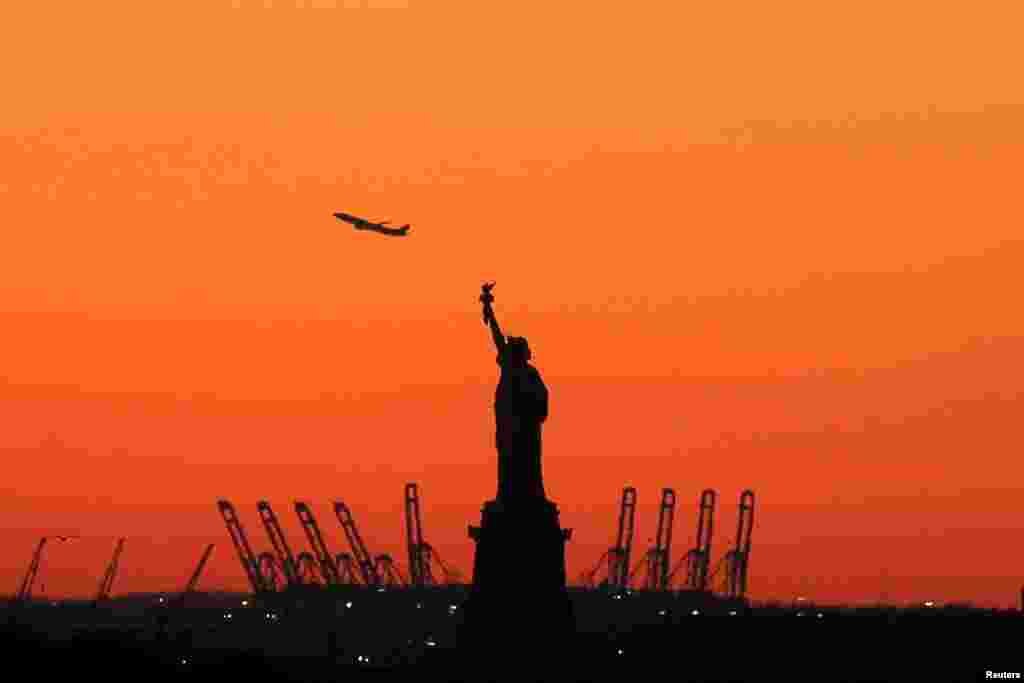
xmin=2 ymin=1 xmax=1023 ymax=606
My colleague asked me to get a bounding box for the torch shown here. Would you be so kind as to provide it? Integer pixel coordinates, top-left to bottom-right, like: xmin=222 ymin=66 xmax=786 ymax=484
xmin=480 ymin=281 xmax=496 ymax=325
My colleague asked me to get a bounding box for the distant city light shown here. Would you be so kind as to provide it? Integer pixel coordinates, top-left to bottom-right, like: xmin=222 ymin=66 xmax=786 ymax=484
xmin=241 ymin=600 xmax=249 ymax=607
xmin=728 ymin=610 xmax=737 ymax=616
xmin=796 ymin=612 xmax=804 ymax=617
xmin=616 ymin=649 xmax=624 ymax=656
xmin=817 ymin=613 xmax=823 ymax=618
xmin=426 ymin=639 xmax=437 ymax=647
xmin=924 ymin=601 xmax=935 ymax=608
xmin=691 ymin=609 xmax=699 ymax=616
xmin=377 ymin=587 xmax=386 ymax=593
xmin=180 ymin=659 xmax=189 ymax=666
xmin=345 ymin=601 xmax=353 ymax=609
xmin=224 ymin=612 xmax=233 ymax=620
xmin=657 ymin=609 xmax=667 ymax=616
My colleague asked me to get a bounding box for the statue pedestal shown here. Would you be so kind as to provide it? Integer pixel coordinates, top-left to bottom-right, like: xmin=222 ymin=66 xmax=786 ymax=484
xmin=457 ymin=498 xmax=574 ymax=661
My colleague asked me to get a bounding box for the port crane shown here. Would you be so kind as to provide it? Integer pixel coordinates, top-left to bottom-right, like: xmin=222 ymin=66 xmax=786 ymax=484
xmin=405 ymin=483 xmax=456 ymax=586
xmin=582 ymin=487 xmax=637 ymax=591
xmin=295 ymin=501 xmax=348 ymax=586
xmin=668 ymin=489 xmax=716 ymax=591
xmin=725 ymin=490 xmax=755 ymax=599
xmin=217 ymin=500 xmax=272 ymax=594
xmin=257 ymin=501 xmax=304 ymax=588
xmin=629 ymin=488 xmax=675 ymax=591
xmin=705 ymin=490 xmax=755 ymax=599
xmin=334 ymin=501 xmax=381 ymax=586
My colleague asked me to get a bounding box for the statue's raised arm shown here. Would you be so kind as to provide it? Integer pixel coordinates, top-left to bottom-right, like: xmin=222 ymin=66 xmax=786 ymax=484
xmin=480 ymin=281 xmax=506 ymax=353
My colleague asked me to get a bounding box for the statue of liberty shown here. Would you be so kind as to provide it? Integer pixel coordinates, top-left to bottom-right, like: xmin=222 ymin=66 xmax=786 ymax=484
xmin=479 ymin=282 xmax=548 ymax=502
xmin=460 ymin=282 xmax=573 ymax=665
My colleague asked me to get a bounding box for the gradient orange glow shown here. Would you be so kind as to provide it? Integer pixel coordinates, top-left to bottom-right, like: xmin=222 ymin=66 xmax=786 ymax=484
xmin=2 ymin=1 xmax=1023 ymax=606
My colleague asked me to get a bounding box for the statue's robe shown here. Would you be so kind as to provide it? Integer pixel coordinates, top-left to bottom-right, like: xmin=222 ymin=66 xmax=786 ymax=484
xmin=494 ymin=352 xmax=548 ymax=501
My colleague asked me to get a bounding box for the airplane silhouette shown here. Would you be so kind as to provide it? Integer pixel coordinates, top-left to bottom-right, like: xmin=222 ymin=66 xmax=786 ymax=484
xmin=333 ymin=212 xmax=410 ymax=236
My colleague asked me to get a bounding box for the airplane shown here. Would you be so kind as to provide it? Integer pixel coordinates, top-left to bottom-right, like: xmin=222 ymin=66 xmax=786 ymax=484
xmin=333 ymin=212 xmax=410 ymax=236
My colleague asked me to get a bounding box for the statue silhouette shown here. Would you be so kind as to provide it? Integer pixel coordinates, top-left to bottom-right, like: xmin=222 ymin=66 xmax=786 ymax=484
xmin=460 ymin=282 xmax=573 ymax=669
xmin=480 ymin=282 xmax=548 ymax=502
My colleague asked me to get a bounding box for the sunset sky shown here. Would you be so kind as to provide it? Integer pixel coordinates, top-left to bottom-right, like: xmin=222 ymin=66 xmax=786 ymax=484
xmin=2 ymin=1 xmax=1023 ymax=606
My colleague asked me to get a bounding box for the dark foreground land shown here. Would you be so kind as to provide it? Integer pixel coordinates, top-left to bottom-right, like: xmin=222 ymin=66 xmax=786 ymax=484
xmin=4 ymin=587 xmax=1021 ymax=682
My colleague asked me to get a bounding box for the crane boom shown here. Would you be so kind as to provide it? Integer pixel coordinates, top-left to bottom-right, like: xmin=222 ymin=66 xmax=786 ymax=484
xmin=333 ymin=501 xmax=380 ymax=586
xmin=405 ymin=483 xmax=429 ymax=586
xmin=404 ymin=483 xmax=459 ymax=585
xmin=613 ymin=487 xmax=637 ymax=589
xmin=184 ymin=543 xmax=215 ymax=595
xmin=581 ymin=487 xmax=637 ymax=590
xmin=726 ymin=490 xmax=755 ymax=599
xmin=170 ymin=543 xmax=215 ymax=608
xmin=651 ymin=488 xmax=675 ymax=590
xmin=668 ymin=489 xmax=716 ymax=590
xmin=582 ymin=549 xmax=612 ymax=588
xmin=217 ymin=500 xmax=269 ymax=594
xmin=257 ymin=501 xmax=302 ymax=588
xmin=630 ymin=488 xmax=675 ymax=590
xmin=295 ymin=502 xmax=341 ymax=585
xmin=16 ymin=537 xmax=48 ymax=603
xmin=95 ymin=537 xmax=126 ymax=604
xmin=692 ymin=489 xmax=716 ymax=590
